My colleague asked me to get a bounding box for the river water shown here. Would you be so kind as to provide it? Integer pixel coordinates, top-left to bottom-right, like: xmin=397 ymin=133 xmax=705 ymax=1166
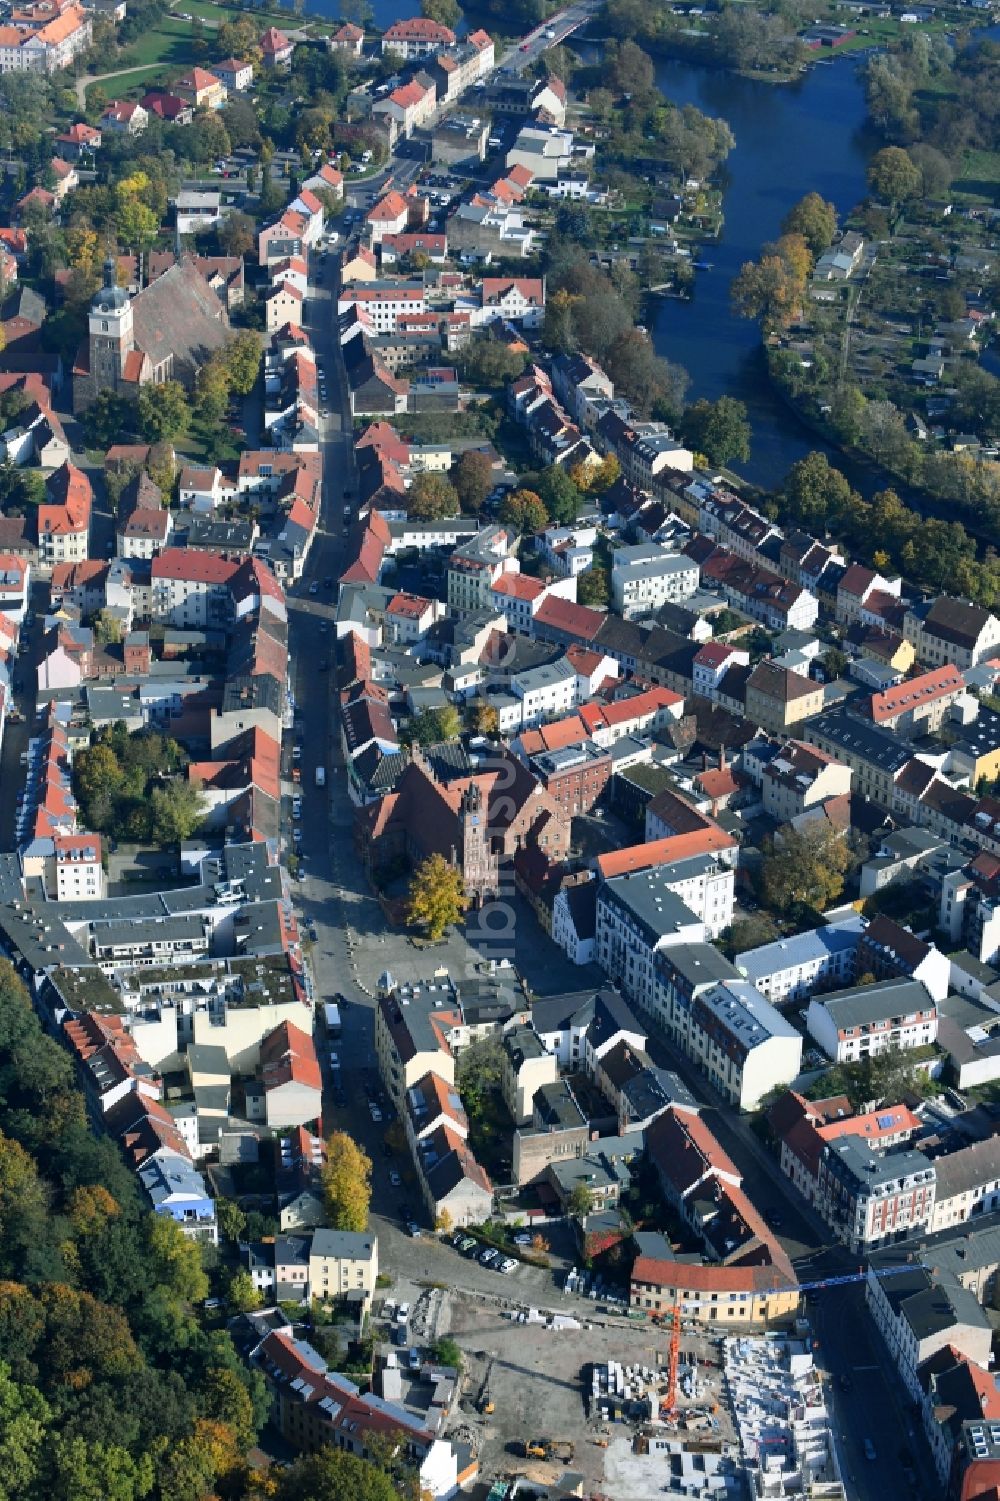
xmin=649 ymin=55 xmax=874 ymax=491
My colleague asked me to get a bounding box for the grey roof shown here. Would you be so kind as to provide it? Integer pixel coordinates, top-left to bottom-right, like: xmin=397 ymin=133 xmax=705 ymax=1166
xmin=132 ymin=257 xmax=229 ymax=372
xmin=597 ymin=870 xmax=702 ymax=948
xmin=530 ymin=986 xmax=641 ymax=1047
xmin=92 ymin=912 xmax=207 ymax=949
xmin=310 ymin=1228 xmax=376 ymax=1261
xmin=815 ymin=975 xmax=936 ymax=1030
xmin=934 ymin=1136 xmax=1000 ymax=1201
xmin=900 ymin=1279 xmax=990 ymax=1342
xmin=806 ymin=710 xmax=913 ymax=774
xmin=655 ymin=941 xmax=741 ymax=992
xmin=503 ymin=1022 xmax=548 ymax=1067
xmin=824 ymin=1134 xmax=933 ymax=1189
xmin=736 ymin=915 xmax=865 ymax=982
xmin=695 ymin=979 xmax=800 ymax=1049
xmin=532 ymin=1078 xmax=586 ymax=1130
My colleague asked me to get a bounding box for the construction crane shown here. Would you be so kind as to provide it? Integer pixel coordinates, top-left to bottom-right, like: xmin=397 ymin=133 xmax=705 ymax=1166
xmin=659 ymin=1261 xmax=916 ymax=1419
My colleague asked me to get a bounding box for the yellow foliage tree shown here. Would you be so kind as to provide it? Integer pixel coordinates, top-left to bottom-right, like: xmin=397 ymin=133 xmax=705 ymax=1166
xmin=322 ymin=1130 xmax=372 ymax=1232
xmin=406 ymin=852 xmax=468 ymax=941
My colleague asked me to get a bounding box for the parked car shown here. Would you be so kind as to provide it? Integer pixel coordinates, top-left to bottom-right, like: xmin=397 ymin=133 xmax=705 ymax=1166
xmin=369 ymin=1101 xmax=382 ymax=1121
xmin=408 ymin=1346 xmax=421 ymax=1370
xmin=513 ymin=1233 xmax=532 ymax=1246
xmin=499 ymin=1257 xmax=518 ymax=1275
xmin=389 ymin=1168 xmax=401 ymax=1187
xmin=396 ymin=1303 xmax=410 ymax=1324
xmin=479 ymin=1247 xmax=498 ymax=1266
xmin=863 ymin=1438 xmax=877 ymax=1462
xmin=458 ymin=1236 xmax=476 ymax=1253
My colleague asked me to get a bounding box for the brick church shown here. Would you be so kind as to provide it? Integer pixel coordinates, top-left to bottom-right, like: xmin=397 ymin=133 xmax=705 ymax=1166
xmin=73 ymin=256 xmax=230 ymax=412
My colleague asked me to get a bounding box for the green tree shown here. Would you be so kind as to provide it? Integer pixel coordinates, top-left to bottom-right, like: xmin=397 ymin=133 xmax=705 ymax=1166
xmin=577 ymin=566 xmax=609 ymax=607
xmin=867 ymin=145 xmax=922 ymax=219
xmin=277 ymin=1447 xmax=399 ymax=1501
xmin=467 ymin=700 xmax=499 ymax=736
xmin=408 ymin=470 xmax=459 ymax=521
xmin=781 ymin=191 xmax=838 ymax=255
xmin=783 ymin=450 xmax=856 ymax=529
xmin=680 ymin=396 xmax=751 ymax=467
xmin=535 ymin=465 xmax=581 ymax=526
xmin=451 ymin=449 xmax=494 ymax=514
xmin=137 ymin=381 xmax=188 ymax=442
xmin=608 ymin=38 xmax=655 ymax=97
xmin=430 ymin=1337 xmax=462 ymax=1369
xmin=420 ymin=0 xmax=460 ymax=27
xmin=44 ymin=1434 xmax=154 ymax=1501
xmin=146 ymin=1214 xmax=209 ymax=1305
xmin=226 ymin=1270 xmax=262 ymax=1315
xmin=215 ymin=1198 xmax=247 ymax=1244
xmin=0 ymin=1361 xmax=49 ymax=1501
xmin=223 ymin=330 xmax=262 ymax=396
xmin=194 ymin=357 xmax=231 ymax=426
xmin=761 ymin=825 xmax=850 ymax=915
xmin=149 ymin=781 xmax=205 ymax=847
xmin=92 ymin=609 xmax=122 ymax=648
xmin=498 ymin=487 xmax=548 ymax=534
xmin=321 ymin=1131 xmax=372 ymax=1233
xmin=567 ymin=1183 xmax=594 ymax=1218
xmin=406 ymin=852 xmax=468 ymax=942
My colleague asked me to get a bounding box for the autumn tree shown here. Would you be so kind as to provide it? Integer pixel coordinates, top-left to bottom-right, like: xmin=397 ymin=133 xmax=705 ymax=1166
xmin=761 ymin=825 xmax=850 ymax=915
xmin=781 ymin=191 xmax=838 ymax=255
xmin=149 ymin=781 xmax=206 ymax=847
xmin=408 ymin=470 xmax=459 ymax=521
xmin=406 ymin=852 xmax=468 ymax=942
xmin=466 ymin=699 xmax=498 ymax=736
xmin=451 ymin=449 xmax=494 ymax=514
xmin=783 ymin=449 xmax=856 ymax=530
xmin=732 ymin=234 xmax=813 ymax=332
xmin=321 ymin=1131 xmax=372 ymax=1233
xmin=498 ymin=487 xmax=548 ymax=534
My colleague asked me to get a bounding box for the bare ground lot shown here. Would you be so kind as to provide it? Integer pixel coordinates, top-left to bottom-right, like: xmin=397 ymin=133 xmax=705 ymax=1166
xmin=441 ymin=1291 xmax=734 ymax=1495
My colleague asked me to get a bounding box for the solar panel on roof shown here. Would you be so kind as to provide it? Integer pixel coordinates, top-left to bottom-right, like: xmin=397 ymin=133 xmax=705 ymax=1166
xmin=876 ymin=1113 xmax=895 ymax=1129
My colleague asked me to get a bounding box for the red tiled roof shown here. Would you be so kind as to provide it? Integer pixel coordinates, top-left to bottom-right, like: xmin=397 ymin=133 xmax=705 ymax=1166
xmin=869 ymin=663 xmax=963 ymax=724
xmin=595 ymin=826 xmax=736 ymax=880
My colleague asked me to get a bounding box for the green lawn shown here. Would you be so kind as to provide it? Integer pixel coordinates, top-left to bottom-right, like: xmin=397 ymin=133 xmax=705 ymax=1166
xmin=955 ymin=147 xmax=1000 ymax=204
xmin=177 ymin=0 xmax=334 ymax=34
xmin=85 ymin=63 xmax=175 ymax=102
xmin=117 ymin=13 xmax=201 ymax=68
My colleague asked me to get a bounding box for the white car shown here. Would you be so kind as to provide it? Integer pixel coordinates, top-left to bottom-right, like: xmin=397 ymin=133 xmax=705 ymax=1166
xmin=396 ymin=1302 xmax=410 ymax=1324
xmin=500 ymin=1257 xmax=518 ymax=1275
xmin=369 ymin=1101 xmax=383 ymax=1121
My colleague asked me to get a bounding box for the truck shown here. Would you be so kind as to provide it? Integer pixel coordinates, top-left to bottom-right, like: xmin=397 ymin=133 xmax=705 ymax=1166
xmin=315 ymin=766 xmax=326 ymax=788
xmin=324 ymin=1001 xmax=342 ymax=1038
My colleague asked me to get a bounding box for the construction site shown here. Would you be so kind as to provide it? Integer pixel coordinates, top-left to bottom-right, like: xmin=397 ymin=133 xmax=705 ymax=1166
xmin=440 ymin=1289 xmax=846 ymax=1501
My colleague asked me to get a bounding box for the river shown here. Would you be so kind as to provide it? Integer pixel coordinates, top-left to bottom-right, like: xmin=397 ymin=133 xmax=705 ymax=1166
xmin=648 ymin=54 xmax=876 ymax=492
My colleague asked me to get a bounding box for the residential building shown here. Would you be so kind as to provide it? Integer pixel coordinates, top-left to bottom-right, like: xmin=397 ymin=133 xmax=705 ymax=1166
xmin=904 ymin=596 xmax=1000 ymax=669
xmin=213 ymin=56 xmax=253 ymax=91
xmin=866 ymin=1261 xmax=991 ymax=1401
xmin=252 ymin=1330 xmax=459 ymax=1495
xmin=744 ymin=660 xmax=824 ymax=734
xmin=867 ymin=663 xmax=965 ymax=732
xmin=762 ymin=740 xmax=853 ymax=823
xmin=308 ymin=1228 xmax=378 ymax=1310
xmin=735 ymin=915 xmax=865 ymax=1005
xmin=855 ymin=914 xmax=951 ymax=1003
xmin=0 ymin=3 xmax=91 ymax=73
xmin=501 ymin=1024 xmax=558 ymax=1124
xmin=381 ymin=16 xmax=456 ymax=56
xmin=806 ymin=977 xmax=939 ymax=1063
xmin=931 ymin=1137 xmax=1000 ymax=1232
xmin=258 ymin=1021 xmax=322 ymax=1130
xmin=612 ymin=544 xmax=699 ymax=619
xmin=817 ymin=1135 xmax=935 ymax=1253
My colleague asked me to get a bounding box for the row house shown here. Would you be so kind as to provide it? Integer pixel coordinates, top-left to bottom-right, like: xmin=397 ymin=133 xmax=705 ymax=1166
xmin=768 ymin=1089 xmax=920 ymax=1209
xmin=489 ymin=569 xmax=577 ymax=634
xmin=817 ymin=1136 xmax=935 ymax=1253
xmin=649 ymin=945 xmax=802 ymax=1110
xmin=736 ymin=914 xmax=864 ymax=1005
xmin=338 ymin=279 xmax=427 ymax=333
xmin=761 ymin=739 xmax=853 ymax=823
xmin=904 ymin=595 xmax=1000 ymax=670
xmin=855 ymin=913 xmax=951 ymax=1003
xmin=430 ymin=29 xmax=494 ymax=102
xmin=867 ymin=1263 xmax=993 ymax=1407
xmin=700 ymin=547 xmax=819 ymax=632
xmin=535 ymin=514 xmax=596 ymax=575
xmin=866 ymin=662 xmax=964 ymax=733
xmin=150 ymin=547 xmax=242 ymax=628
xmin=835 ymin=562 xmax=902 ymax=626
xmin=552 ymin=352 xmax=614 ymax=426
